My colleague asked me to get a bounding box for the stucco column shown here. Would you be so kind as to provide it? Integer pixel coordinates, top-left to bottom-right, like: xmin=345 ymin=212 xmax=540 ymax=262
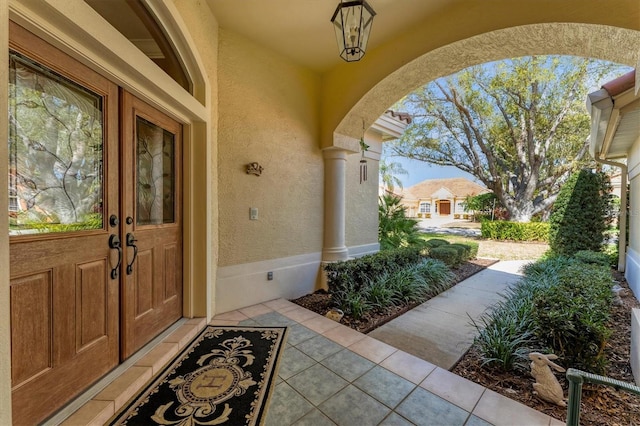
xmin=322 ymin=148 xmax=349 ymax=262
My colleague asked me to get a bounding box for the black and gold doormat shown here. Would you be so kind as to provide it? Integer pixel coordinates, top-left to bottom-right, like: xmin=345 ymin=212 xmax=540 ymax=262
xmin=109 ymin=326 xmax=287 ymax=425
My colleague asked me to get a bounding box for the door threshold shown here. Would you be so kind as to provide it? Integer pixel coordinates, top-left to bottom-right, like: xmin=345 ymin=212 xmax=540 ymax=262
xmin=42 ymin=318 xmax=188 ymax=426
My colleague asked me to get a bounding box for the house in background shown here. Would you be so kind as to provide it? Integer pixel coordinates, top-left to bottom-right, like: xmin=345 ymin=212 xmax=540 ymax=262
xmin=399 ymin=177 xmax=489 ymax=219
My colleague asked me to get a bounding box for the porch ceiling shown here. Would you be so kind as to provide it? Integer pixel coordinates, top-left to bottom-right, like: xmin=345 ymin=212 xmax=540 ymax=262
xmin=205 ymin=0 xmax=455 ymax=72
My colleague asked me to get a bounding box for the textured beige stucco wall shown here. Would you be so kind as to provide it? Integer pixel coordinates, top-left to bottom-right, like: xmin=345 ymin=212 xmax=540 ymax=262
xmin=217 ymin=30 xmax=323 ymax=266
xmin=345 ymin=131 xmax=381 ymax=249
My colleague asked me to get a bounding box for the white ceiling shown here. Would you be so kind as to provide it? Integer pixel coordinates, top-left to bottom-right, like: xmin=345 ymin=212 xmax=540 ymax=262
xmin=206 ymin=0 xmax=456 ymax=72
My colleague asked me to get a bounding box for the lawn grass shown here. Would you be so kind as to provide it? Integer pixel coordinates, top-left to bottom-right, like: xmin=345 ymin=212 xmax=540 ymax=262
xmin=420 ymin=233 xmax=549 ymax=261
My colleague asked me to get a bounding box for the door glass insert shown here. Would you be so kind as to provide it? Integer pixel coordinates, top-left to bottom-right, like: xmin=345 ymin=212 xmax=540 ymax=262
xmin=8 ymin=52 xmax=104 ymax=235
xmin=136 ymin=117 xmax=175 ymax=225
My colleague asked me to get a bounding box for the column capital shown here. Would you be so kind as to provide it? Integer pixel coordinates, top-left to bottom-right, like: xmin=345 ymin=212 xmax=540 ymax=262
xmin=322 ymin=147 xmax=349 ymax=161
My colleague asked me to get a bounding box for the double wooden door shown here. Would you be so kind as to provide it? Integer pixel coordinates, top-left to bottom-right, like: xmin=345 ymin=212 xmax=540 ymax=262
xmin=8 ymin=23 xmax=182 ymax=424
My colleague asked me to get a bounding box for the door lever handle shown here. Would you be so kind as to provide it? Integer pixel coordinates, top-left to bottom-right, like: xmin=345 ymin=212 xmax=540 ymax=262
xmin=126 ymin=233 xmax=138 ymax=275
xmin=108 ymin=234 xmax=122 ymax=279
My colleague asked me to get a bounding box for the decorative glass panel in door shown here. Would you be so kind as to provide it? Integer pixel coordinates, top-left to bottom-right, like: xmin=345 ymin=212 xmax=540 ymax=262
xmin=8 ymin=52 xmax=104 ymax=235
xmin=8 ymin=22 xmax=119 ymax=425
xmin=136 ymin=116 xmax=175 ymax=225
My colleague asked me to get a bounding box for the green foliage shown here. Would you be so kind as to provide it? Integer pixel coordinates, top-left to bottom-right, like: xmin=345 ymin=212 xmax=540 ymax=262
xmin=378 ymin=194 xmax=426 ymax=250
xmin=464 ymin=193 xmax=500 ymax=218
xmin=324 ymin=247 xmax=423 ymax=295
xmin=548 ymin=169 xmax=611 ymax=256
xmin=424 ymin=238 xmax=450 ymax=248
xmin=481 ymin=220 xmax=549 ymax=241
xmin=573 ymin=250 xmax=611 ymax=267
xmin=326 ymin=252 xmax=454 ymax=317
xmin=391 ymin=56 xmax=628 ymax=221
xmin=531 ymin=262 xmax=613 ymax=372
xmin=333 ymin=284 xmax=371 ymax=320
xmin=603 ymin=244 xmax=619 ymax=268
xmin=473 ymin=255 xmax=614 ymax=373
xmin=428 ymin=246 xmax=461 ymax=266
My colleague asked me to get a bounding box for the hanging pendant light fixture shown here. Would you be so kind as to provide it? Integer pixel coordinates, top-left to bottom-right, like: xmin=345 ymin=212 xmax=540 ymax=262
xmin=330 ymin=0 xmax=376 ymax=62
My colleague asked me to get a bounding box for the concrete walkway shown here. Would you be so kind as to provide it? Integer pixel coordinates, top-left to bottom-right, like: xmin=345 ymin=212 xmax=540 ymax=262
xmin=368 ymin=260 xmax=532 ymax=370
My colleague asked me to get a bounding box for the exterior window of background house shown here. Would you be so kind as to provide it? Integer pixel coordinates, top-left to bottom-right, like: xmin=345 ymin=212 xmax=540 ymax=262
xmin=419 ymin=202 xmax=430 ymax=213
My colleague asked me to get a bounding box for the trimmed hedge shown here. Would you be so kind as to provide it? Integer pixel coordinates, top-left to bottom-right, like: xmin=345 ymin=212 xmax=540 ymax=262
xmin=428 ymin=246 xmax=461 ymax=266
xmin=481 ymin=220 xmax=549 ymax=242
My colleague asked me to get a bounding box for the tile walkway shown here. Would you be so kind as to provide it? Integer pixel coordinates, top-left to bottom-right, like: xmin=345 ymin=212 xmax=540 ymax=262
xmin=60 ymin=298 xmax=563 ymax=426
xmin=216 ymin=299 xmax=562 ymax=426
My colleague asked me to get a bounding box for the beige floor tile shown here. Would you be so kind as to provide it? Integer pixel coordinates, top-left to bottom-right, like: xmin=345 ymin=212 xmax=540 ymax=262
xmin=301 ymin=315 xmax=342 ymax=334
xmin=419 ymin=367 xmax=484 ymax=411
xmin=93 ymin=366 xmax=153 ymax=410
xmin=212 ymin=310 xmax=249 ymax=321
xmin=348 ymin=336 xmax=397 ymax=364
xmin=209 ymin=319 xmax=240 ymax=326
xmin=60 ymin=400 xmax=113 ymax=426
xmin=134 ymin=342 xmax=179 ymax=374
xmin=322 ymin=323 xmax=366 ymax=347
xmin=380 ymin=350 xmax=436 ymax=384
xmin=473 ymin=389 xmax=552 ymax=426
xmin=263 ymin=298 xmax=299 ymax=312
xmin=163 ymin=323 xmax=200 ymax=348
xmin=282 ymin=306 xmax=322 ymax=323
xmin=239 ymin=303 xmax=273 ymax=318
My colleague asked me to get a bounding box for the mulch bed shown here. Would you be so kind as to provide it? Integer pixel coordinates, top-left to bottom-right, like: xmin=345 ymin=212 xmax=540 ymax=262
xmin=291 ymin=258 xmax=497 ymax=334
xmin=451 ymin=271 xmax=640 ymax=426
xmin=291 ymin=260 xmax=640 ymax=425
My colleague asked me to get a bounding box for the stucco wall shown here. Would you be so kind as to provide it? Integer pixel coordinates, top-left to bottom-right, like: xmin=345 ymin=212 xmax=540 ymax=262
xmin=217 ymin=30 xmax=323 ymax=267
xmin=345 ymin=131 xmax=381 ymax=251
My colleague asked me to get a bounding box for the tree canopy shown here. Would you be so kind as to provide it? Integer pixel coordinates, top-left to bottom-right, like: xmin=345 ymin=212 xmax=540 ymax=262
xmin=391 ymin=56 xmax=629 ymax=222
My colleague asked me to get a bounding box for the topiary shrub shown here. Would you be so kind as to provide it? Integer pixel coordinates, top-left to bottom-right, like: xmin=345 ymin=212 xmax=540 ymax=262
xmin=428 ymin=246 xmax=460 ymax=266
xmin=424 ymin=238 xmax=450 ymax=248
xmin=548 ymin=169 xmax=611 ymax=256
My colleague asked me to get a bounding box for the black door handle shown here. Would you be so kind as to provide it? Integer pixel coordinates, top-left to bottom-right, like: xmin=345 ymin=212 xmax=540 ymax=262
xmin=108 ymin=234 xmax=122 ymax=279
xmin=126 ymin=233 xmax=138 ymax=275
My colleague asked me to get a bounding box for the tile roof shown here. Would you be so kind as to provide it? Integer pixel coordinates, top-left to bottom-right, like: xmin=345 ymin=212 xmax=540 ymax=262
xmin=402 ymin=177 xmax=489 ymax=200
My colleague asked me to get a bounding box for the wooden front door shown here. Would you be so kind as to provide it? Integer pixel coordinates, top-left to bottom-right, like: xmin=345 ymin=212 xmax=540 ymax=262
xmin=8 ymin=24 xmax=184 ymax=422
xmin=439 ymin=200 xmax=451 ymax=215
xmin=119 ymin=92 xmax=183 ymax=359
xmin=8 ymin=23 xmax=120 ymax=424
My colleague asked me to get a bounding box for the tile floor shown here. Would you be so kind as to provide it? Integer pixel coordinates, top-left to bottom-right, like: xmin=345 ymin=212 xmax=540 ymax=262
xmin=61 ymin=298 xmax=564 ymax=426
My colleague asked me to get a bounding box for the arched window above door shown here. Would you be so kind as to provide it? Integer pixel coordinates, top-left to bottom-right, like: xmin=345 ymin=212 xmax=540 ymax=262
xmin=85 ymin=0 xmax=192 ymax=93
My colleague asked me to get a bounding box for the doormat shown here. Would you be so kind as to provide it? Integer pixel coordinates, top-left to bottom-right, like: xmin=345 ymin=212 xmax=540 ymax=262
xmin=109 ymin=325 xmax=288 ymax=425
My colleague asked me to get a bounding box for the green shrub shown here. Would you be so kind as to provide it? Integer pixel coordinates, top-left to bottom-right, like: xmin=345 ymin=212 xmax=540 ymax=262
xmin=481 ymin=220 xmax=549 ymax=241
xmin=386 ymin=266 xmax=430 ymax=303
xmin=367 ymin=276 xmax=402 ymax=309
xmin=531 ymin=262 xmax=613 ymax=372
xmin=379 ymin=194 xmax=426 ymax=250
xmin=333 ymin=284 xmax=371 ymax=320
xmin=548 ymin=169 xmax=611 ymax=256
xmin=428 ymin=246 xmax=460 ymax=266
xmin=424 ymin=238 xmax=450 ymax=248
xmin=573 ymin=250 xmax=611 ymax=267
xmin=324 ymin=247 xmax=423 ymax=295
xmin=473 ymin=256 xmax=615 ymax=373
xmin=412 ymin=258 xmax=454 ymax=295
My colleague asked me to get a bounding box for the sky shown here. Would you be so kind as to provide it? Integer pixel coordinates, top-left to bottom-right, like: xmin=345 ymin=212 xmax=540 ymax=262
xmin=381 ymin=144 xmax=480 ymax=190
